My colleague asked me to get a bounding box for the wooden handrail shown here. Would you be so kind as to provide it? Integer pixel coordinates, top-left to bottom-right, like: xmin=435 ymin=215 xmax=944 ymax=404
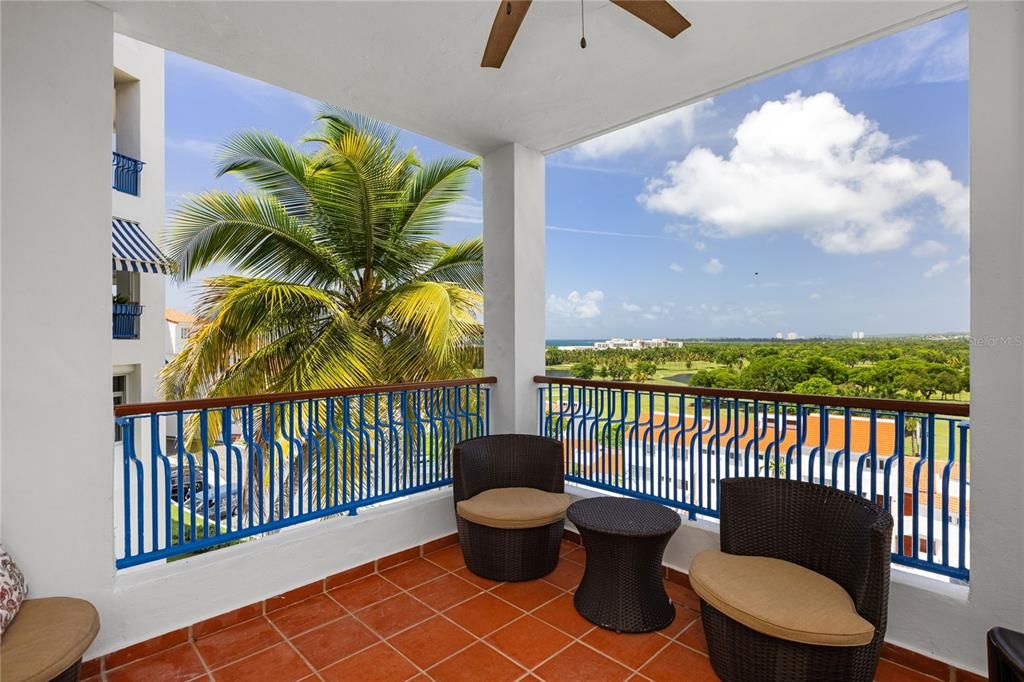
xmin=115 ymin=376 xmax=497 ymax=418
xmin=533 ymin=375 xmax=969 ymax=417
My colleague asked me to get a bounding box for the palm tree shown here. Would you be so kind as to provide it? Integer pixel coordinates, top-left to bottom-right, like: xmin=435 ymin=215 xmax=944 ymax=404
xmin=162 ymin=110 xmax=483 ymax=519
xmin=163 ymin=109 xmax=482 ymax=400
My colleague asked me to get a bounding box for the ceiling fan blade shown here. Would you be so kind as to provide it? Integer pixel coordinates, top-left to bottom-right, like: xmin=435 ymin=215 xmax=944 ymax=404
xmin=610 ymin=0 xmax=691 ymax=38
xmin=481 ymin=0 xmax=533 ymax=68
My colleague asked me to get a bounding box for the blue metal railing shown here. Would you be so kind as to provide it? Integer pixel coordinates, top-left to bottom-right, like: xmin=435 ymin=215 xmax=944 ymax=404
xmin=536 ymin=376 xmax=970 ymax=582
xmin=112 ymin=151 xmax=144 ymax=195
xmin=114 ymin=377 xmax=494 ymax=568
xmin=112 ymin=303 xmax=143 ymax=339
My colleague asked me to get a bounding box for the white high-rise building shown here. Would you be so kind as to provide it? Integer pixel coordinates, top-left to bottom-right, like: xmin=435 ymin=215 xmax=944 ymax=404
xmin=111 ymin=35 xmax=167 ymax=420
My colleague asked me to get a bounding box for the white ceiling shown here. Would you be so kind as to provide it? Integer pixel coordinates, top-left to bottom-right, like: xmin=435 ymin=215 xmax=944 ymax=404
xmin=104 ymin=0 xmax=961 ymax=155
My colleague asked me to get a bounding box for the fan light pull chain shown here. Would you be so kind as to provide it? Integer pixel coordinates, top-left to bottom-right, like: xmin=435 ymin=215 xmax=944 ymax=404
xmin=580 ymin=0 xmax=587 ymax=48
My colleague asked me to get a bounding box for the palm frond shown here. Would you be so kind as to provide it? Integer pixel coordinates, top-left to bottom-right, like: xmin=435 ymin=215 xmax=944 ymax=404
xmin=216 ymin=131 xmax=312 ymax=215
xmin=415 ymin=238 xmax=483 ymax=292
xmin=166 ymin=191 xmax=340 ymax=284
xmin=397 ymin=157 xmax=481 ymax=238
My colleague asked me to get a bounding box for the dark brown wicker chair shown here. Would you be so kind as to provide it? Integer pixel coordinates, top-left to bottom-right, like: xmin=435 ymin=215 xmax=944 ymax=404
xmin=697 ymin=478 xmax=893 ymax=682
xmin=989 ymin=627 xmax=1024 ymax=681
xmin=453 ymin=434 xmax=567 ymax=582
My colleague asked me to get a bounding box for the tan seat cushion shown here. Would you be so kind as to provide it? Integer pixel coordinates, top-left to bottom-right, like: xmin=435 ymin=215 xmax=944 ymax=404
xmin=457 ymin=487 xmax=572 ymax=529
xmin=689 ymin=550 xmax=874 ymax=647
xmin=1 ymin=597 xmax=100 ymax=682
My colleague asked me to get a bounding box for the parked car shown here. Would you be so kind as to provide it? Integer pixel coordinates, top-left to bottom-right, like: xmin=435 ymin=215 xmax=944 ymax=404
xmin=169 ymin=465 xmax=241 ymax=520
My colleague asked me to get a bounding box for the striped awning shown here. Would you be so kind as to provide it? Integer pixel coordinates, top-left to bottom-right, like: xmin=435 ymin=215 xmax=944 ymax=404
xmin=112 ymin=218 xmax=172 ymax=274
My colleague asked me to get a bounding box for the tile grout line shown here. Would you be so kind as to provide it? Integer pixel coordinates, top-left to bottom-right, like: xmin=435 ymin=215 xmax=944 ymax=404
xmin=264 ymin=610 xmax=329 ymax=682
xmin=190 ymin=639 xmax=216 ymax=681
xmin=325 ymin=557 xmax=490 ymax=677
xmin=97 ymin=552 xmax=702 ymax=682
xmin=373 ymin=556 xmax=602 ymax=680
xmin=377 ymin=561 xmax=532 ymax=677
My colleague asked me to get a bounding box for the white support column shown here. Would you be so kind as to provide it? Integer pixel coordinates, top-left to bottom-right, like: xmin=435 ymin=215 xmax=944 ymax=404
xmin=482 ymin=143 xmax=546 ymax=434
xmin=1 ymin=1 xmax=114 ymax=596
xmin=965 ymin=0 xmax=1024 ymax=648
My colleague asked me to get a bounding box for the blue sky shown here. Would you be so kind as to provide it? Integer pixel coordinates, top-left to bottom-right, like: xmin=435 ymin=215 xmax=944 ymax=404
xmin=164 ymin=10 xmax=968 ymax=340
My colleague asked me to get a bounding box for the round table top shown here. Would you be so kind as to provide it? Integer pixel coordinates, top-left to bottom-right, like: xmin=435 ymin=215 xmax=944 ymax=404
xmin=567 ymin=497 xmax=681 ymax=538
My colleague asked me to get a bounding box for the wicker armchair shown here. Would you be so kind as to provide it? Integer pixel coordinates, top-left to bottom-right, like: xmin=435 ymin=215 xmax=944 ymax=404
xmin=692 ymin=478 xmax=893 ymax=682
xmin=453 ymin=434 xmax=569 ymax=582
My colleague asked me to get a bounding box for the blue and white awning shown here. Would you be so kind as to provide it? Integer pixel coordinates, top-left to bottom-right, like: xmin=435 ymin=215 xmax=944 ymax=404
xmin=112 ymin=218 xmax=172 ymax=274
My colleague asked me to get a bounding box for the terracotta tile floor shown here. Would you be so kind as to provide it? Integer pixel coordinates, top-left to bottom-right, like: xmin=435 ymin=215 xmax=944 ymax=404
xmin=88 ymin=542 xmax=952 ymax=681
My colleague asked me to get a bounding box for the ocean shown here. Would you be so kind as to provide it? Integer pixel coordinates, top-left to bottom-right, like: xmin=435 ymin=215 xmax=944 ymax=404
xmin=545 ymin=339 xmax=604 ymax=347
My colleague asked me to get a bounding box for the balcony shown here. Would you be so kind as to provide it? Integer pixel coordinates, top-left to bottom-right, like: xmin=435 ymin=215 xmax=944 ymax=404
xmin=112 ymin=151 xmax=144 ymax=195
xmin=112 ymin=302 xmax=143 ymax=339
xmin=98 ymin=377 xmax=974 ymax=681
xmin=6 ymin=3 xmax=1022 ymax=680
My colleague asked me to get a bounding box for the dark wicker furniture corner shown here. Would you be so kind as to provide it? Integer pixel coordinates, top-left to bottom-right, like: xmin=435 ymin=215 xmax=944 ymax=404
xmin=567 ymin=497 xmax=681 ymax=633
xmin=701 ymin=478 xmax=893 ymax=682
xmin=988 ymin=627 xmax=1024 ymax=681
xmin=453 ymin=434 xmax=566 ymax=582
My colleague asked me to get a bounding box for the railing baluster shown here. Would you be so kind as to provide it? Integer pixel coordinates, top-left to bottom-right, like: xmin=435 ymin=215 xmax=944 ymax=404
xmin=112 ymin=151 xmax=144 ymax=195
xmin=115 ymin=378 xmax=495 ymax=569
xmin=532 ymin=376 xmax=969 ymax=583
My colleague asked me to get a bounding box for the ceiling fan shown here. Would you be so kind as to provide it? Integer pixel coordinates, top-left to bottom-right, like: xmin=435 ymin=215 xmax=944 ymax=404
xmin=481 ymin=0 xmax=691 ymax=69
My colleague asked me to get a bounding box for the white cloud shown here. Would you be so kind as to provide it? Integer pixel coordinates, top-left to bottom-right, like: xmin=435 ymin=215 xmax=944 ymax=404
xmin=923 ymin=261 xmax=951 ymax=278
xmin=573 ymin=100 xmax=713 ymax=160
xmin=694 ymin=241 xmax=707 ymax=252
xmin=669 ymin=263 xmax=684 ymax=273
xmin=809 ymin=292 xmax=822 ymax=300
xmin=703 ymin=258 xmax=723 ymax=274
xmin=824 ymin=16 xmax=967 ymax=90
xmin=643 ymin=305 xmax=668 ymax=320
xmin=683 ymin=302 xmax=784 ymax=329
xmin=447 ymin=196 xmax=483 ymax=224
xmin=166 ymin=137 xmax=221 ymax=159
xmin=547 ymin=290 xmax=604 ymax=319
xmin=912 ymin=240 xmax=948 ymax=257
xmin=547 ymin=225 xmax=679 ymax=241
xmin=922 ymin=254 xmax=968 ymax=279
xmin=623 ymin=302 xmax=669 ymax=320
xmin=639 ymin=91 xmax=969 ymax=255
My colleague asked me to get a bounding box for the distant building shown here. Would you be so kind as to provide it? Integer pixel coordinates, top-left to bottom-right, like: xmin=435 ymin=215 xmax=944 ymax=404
xmin=591 ymin=337 xmax=684 ymax=351
xmin=165 ymin=308 xmax=197 ymax=362
xmin=785 ymin=332 xmax=799 ymax=340
xmin=852 ymin=331 xmax=866 ymax=339
xmin=111 ymin=35 xmax=169 ymax=438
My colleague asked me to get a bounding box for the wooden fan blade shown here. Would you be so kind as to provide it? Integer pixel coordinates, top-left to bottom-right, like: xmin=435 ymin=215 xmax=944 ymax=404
xmin=610 ymin=0 xmax=691 ymax=38
xmin=481 ymin=0 xmax=533 ymax=69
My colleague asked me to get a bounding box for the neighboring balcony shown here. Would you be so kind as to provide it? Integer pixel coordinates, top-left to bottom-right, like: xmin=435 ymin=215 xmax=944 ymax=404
xmin=112 ymin=302 xmax=143 ymax=339
xmin=112 ymin=150 xmax=144 ymax=195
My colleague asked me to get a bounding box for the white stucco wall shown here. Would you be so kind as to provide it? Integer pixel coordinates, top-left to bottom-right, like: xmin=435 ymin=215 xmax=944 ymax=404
xmin=102 ymin=490 xmax=458 ymax=655
xmin=1 ymin=0 xmax=116 ymax=611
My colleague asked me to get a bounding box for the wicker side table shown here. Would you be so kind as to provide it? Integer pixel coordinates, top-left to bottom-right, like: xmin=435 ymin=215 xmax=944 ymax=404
xmin=567 ymin=497 xmax=681 ymax=633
